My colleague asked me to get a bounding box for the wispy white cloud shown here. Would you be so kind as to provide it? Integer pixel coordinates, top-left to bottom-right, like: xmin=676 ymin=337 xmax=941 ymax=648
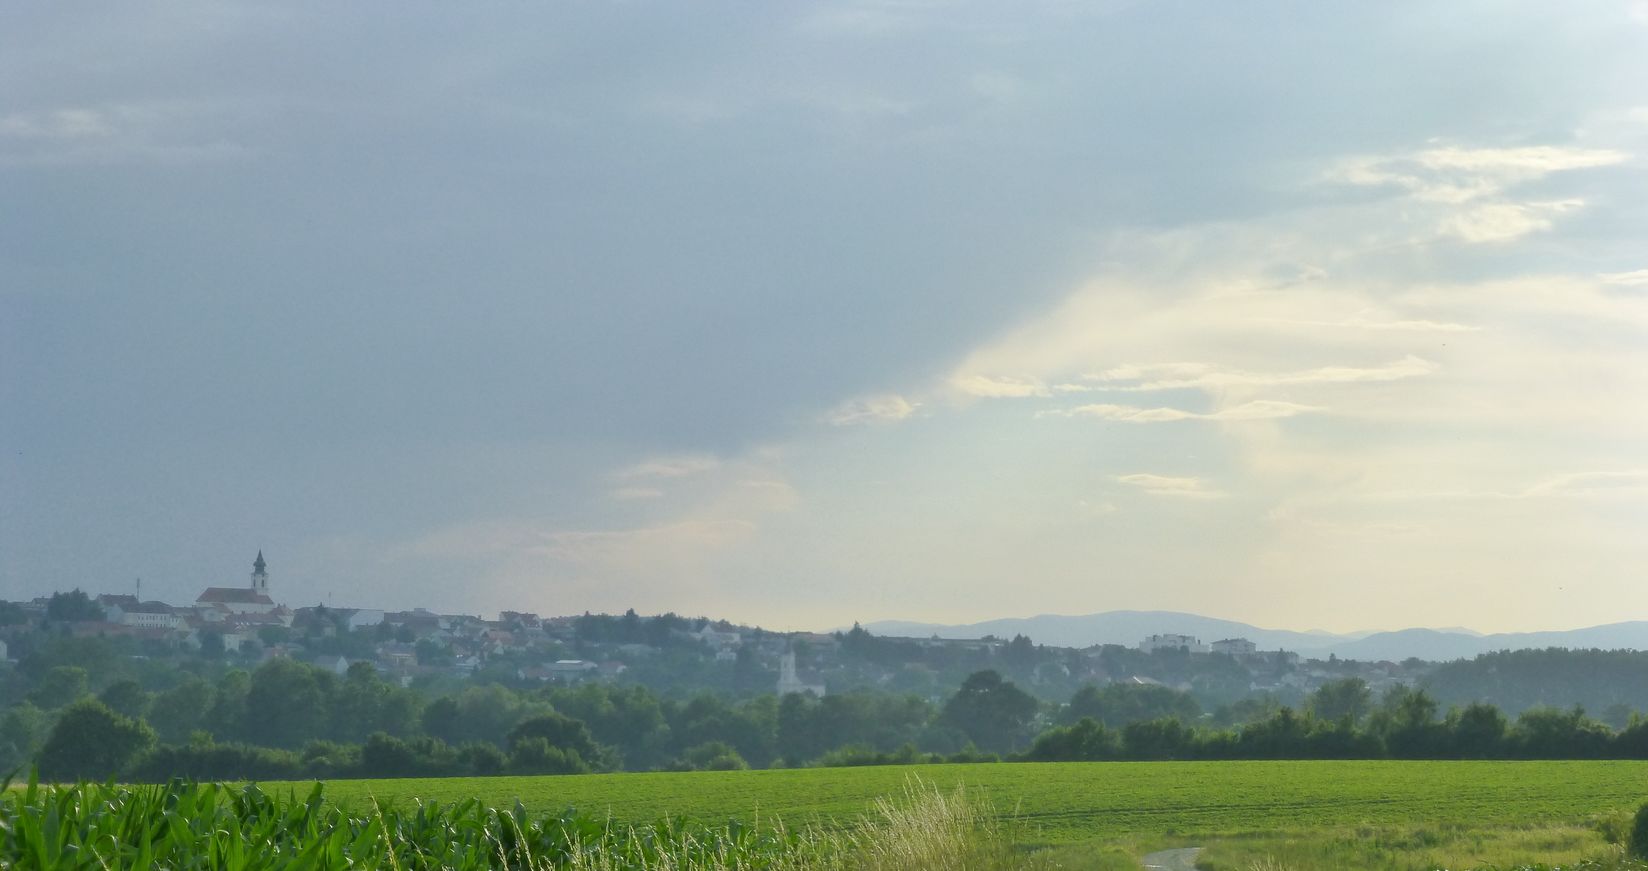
xmin=1116 ymin=473 xmax=1225 ymax=499
xmin=616 ymin=455 xmax=721 ymax=480
xmin=950 ymin=374 xmax=1050 ymax=398
xmin=1523 ymin=470 xmax=1648 ymax=498
xmin=828 ymin=393 xmax=916 ymax=425
xmin=1331 ymin=144 xmax=1625 ymax=243
xmin=1599 ymin=269 xmax=1648 ymax=288
xmin=0 ymin=102 xmax=250 ymax=166
xmin=1333 ymin=145 xmax=1626 ymax=204
xmin=1048 ymin=399 xmax=1323 ymax=423
xmin=1440 ymin=199 xmax=1584 ymax=244
xmin=1257 ymin=316 xmax=1479 ymax=332
xmin=1081 ymin=355 xmax=1437 ymax=392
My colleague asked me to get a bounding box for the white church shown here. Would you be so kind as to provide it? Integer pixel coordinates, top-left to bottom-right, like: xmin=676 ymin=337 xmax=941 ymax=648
xmin=776 ymin=648 xmax=826 ymax=697
xmin=195 ymin=551 xmax=280 ymax=615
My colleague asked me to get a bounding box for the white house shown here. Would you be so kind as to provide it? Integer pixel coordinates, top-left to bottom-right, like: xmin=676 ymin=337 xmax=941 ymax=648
xmin=96 ymin=594 xmax=139 ymax=623
xmin=116 ymin=602 xmax=186 ymax=631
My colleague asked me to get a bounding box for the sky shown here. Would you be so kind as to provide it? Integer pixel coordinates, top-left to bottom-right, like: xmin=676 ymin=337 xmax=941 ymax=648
xmin=3 ymin=1 xmax=1647 ymax=635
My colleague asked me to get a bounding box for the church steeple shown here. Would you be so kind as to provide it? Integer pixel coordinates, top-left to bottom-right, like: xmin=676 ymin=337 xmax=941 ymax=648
xmin=251 ymin=551 xmax=269 ymax=595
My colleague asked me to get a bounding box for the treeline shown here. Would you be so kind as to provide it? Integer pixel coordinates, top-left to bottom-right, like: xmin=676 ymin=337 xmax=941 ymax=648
xmin=1424 ymin=648 xmax=1648 ymax=721
xmin=15 ymin=654 xmax=1648 ymax=784
xmin=1028 ymin=686 xmax=1643 ymax=762
xmin=5 ymin=657 xmax=1029 ymax=781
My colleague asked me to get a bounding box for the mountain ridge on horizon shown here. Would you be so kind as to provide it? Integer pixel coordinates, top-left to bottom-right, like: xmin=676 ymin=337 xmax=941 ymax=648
xmin=852 ymin=610 xmax=1648 ymax=662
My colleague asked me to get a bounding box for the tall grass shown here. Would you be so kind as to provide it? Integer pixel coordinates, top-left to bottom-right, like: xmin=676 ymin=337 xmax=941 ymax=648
xmin=0 ymin=772 xmax=1043 ymax=870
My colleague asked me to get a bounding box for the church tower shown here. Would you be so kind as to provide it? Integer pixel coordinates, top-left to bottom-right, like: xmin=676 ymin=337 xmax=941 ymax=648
xmin=251 ymin=551 xmax=269 ymax=596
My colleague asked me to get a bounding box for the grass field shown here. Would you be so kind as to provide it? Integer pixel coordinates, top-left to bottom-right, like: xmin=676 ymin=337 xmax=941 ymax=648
xmin=300 ymin=761 xmax=1648 ymax=843
xmin=282 ymin=760 xmax=1648 ymax=869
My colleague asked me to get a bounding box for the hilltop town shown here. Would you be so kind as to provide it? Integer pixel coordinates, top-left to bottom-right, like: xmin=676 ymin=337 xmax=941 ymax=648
xmin=1 ymin=553 xmax=1428 ymax=706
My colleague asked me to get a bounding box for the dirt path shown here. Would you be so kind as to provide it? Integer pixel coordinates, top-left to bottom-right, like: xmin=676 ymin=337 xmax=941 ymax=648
xmin=1140 ymin=847 xmax=1202 ymax=871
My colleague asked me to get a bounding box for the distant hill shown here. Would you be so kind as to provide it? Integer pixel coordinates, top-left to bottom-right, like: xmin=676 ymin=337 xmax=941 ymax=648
xmin=1328 ymin=622 xmax=1648 ymax=662
xmin=856 ymin=612 xmax=1648 ymax=662
xmin=858 ymin=610 xmax=1344 ymax=652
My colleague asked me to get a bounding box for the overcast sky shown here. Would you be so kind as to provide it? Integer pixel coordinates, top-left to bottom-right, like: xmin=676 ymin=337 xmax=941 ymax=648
xmin=4 ymin=1 xmax=1647 ymax=634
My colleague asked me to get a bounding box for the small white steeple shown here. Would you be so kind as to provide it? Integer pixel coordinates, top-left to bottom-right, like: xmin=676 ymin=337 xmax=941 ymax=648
xmin=251 ymin=550 xmax=269 ymax=595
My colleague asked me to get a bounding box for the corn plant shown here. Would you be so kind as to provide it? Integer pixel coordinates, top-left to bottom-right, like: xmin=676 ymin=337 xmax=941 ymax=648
xmin=0 ymin=772 xmax=1023 ymax=871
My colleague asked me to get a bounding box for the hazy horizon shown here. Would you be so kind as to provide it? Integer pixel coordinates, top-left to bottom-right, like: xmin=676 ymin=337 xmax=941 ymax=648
xmin=4 ymin=2 xmax=1647 ymax=635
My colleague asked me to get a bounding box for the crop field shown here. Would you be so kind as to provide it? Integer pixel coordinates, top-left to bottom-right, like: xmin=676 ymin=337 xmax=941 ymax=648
xmin=296 ymin=760 xmax=1648 ymax=846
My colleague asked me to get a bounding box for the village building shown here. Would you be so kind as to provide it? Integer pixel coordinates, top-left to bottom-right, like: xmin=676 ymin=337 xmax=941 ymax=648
xmin=118 ymin=601 xmax=187 ymax=631
xmin=1211 ymin=637 xmax=1257 ymax=656
xmin=1139 ymin=633 xmax=1208 ymax=654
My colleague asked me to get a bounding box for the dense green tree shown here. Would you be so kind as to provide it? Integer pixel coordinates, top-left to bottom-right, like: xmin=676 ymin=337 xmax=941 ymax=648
xmin=205 ymin=669 xmax=250 ymax=739
xmin=508 ymin=737 xmax=588 ymax=775
xmin=1002 ymin=634 xmax=1040 ymax=670
xmin=939 ymin=670 xmax=1040 ymax=753
xmin=98 ymin=679 xmax=152 ymax=721
xmin=331 ymin=661 xmax=419 ymax=742
xmin=456 ymin=741 xmax=508 ymax=775
xmin=244 ymin=659 xmax=332 ymax=748
xmin=45 ymin=589 xmax=104 ymax=623
xmin=0 ymin=702 xmax=50 ymax=771
xmin=359 ymin=732 xmax=424 ymax=777
xmin=30 ymin=666 xmax=89 ymax=710
xmin=1213 ymin=694 xmax=1281 ymax=728
xmin=1122 ymin=717 xmax=1192 ymax=760
xmin=147 ymin=677 xmax=214 ymax=745
xmin=420 ymin=696 xmax=463 ymax=744
xmin=669 ymin=694 xmax=778 ymax=767
xmin=505 ymin=712 xmax=605 ymax=766
xmin=38 ymin=698 xmax=156 ymax=780
xmin=1024 ymin=717 xmax=1119 ymax=761
xmin=1447 ymin=702 xmax=1507 ymax=758
xmin=1236 ymin=707 xmax=1311 ymax=758
xmin=545 ymin=684 xmax=671 ymax=769
xmin=1510 ymin=706 xmax=1610 ymax=759
xmin=1308 ymin=678 xmax=1372 ymax=724
xmin=1062 ymin=682 xmax=1200 ymax=728
xmin=1374 ymin=686 xmax=1448 ymax=758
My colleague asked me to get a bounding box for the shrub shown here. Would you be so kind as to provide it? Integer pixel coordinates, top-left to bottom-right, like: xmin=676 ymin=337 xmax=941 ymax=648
xmin=1630 ymin=801 xmax=1648 ymax=859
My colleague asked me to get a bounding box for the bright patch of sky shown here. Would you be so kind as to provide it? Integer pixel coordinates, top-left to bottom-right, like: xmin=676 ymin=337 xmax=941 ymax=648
xmin=3 ymin=1 xmax=1647 ymax=633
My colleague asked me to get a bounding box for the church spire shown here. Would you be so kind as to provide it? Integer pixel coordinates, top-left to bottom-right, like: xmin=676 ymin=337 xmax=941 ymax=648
xmin=251 ymin=551 xmax=269 ymax=595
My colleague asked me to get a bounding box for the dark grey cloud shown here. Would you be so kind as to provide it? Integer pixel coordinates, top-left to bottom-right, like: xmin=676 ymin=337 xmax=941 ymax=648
xmin=3 ymin=1 xmax=1644 ymax=613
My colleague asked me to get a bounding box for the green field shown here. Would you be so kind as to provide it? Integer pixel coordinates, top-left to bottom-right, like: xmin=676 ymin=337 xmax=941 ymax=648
xmin=293 ymin=760 xmax=1648 ymax=854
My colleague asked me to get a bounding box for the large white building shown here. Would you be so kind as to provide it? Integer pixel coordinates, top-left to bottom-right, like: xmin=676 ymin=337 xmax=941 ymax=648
xmin=1139 ymin=633 xmax=1207 ymax=654
xmin=1211 ymin=638 xmax=1257 ymax=656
